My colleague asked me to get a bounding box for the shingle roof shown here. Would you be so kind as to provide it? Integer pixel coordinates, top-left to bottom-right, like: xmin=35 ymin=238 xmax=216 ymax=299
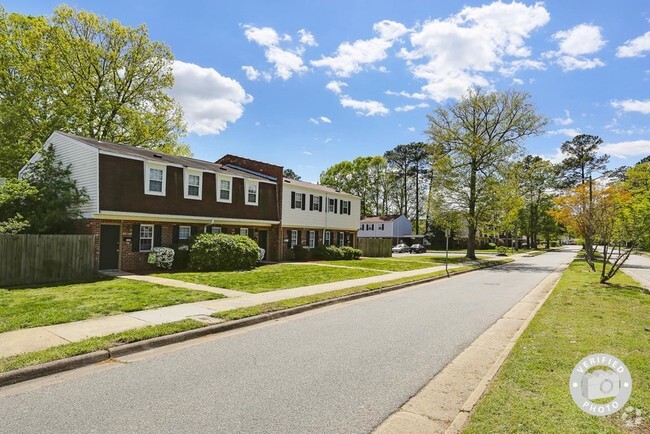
xmin=55 ymin=131 xmax=270 ymax=182
xmin=282 ymin=178 xmax=358 ymax=198
xmin=360 ymin=214 xmax=404 ymax=222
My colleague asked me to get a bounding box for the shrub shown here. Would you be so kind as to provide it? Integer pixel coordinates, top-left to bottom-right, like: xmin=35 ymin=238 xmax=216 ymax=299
xmin=147 ymin=247 xmax=175 ymax=269
xmin=172 ymin=244 xmax=190 ymax=269
xmin=292 ymin=245 xmax=310 ymax=261
xmin=189 ymin=233 xmax=259 ymax=271
xmin=550 ymin=240 xmax=559 ymax=248
xmin=487 ymin=242 xmax=497 ymax=249
xmin=496 ymin=246 xmax=508 ymax=256
xmin=312 ymin=245 xmax=344 ymax=260
xmin=340 ymin=246 xmax=362 ymax=260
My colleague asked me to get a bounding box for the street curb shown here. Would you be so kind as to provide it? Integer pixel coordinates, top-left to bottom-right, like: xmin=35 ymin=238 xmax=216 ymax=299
xmin=0 ymin=259 xmax=514 ymax=388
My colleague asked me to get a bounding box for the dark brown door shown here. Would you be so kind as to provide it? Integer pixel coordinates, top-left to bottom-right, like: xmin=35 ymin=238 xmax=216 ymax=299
xmin=257 ymin=230 xmax=268 ymax=259
xmin=99 ymin=225 xmax=120 ymax=270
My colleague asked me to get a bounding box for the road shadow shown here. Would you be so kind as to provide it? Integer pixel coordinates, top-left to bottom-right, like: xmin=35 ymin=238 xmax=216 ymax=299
xmin=487 ymin=262 xmax=559 ymax=274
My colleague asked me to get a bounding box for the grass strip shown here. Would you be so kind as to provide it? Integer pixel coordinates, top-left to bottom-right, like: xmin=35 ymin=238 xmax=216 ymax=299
xmin=0 ymin=320 xmax=204 ymax=374
xmin=213 ymin=258 xmax=513 ymax=321
xmin=463 ymin=259 xmax=650 ymax=433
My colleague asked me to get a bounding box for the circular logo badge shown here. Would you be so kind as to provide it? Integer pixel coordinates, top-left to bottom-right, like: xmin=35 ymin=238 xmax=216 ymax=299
xmin=570 ymin=353 xmax=632 ymax=416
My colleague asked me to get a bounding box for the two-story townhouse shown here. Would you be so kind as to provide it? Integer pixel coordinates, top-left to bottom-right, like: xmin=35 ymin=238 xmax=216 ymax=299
xmin=23 ymin=132 xmax=282 ymax=270
xmin=357 ymin=215 xmax=412 ymax=245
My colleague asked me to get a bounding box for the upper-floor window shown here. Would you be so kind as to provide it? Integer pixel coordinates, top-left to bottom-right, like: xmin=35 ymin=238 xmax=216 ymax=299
xmin=341 ymin=200 xmax=350 ymax=214
xmin=246 ymin=180 xmax=259 ymax=206
xmin=217 ymin=176 xmax=232 ymax=203
xmin=145 ymin=163 xmax=166 ymax=196
xmin=184 ymin=169 xmax=202 ymax=200
xmin=360 ymin=224 xmax=364 ymax=231
xmin=179 ymin=226 xmax=191 ymax=240
xmin=140 ymin=224 xmax=154 ymax=251
xmin=295 ymin=193 xmax=303 ymax=209
xmin=379 ymin=223 xmax=384 ymax=230
xmin=311 ymin=195 xmax=321 ymax=211
xmin=328 ymin=198 xmax=336 ymax=213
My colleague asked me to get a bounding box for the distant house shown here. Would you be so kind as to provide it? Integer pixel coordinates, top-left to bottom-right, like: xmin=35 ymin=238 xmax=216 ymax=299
xmin=358 ymin=215 xmax=412 ymax=244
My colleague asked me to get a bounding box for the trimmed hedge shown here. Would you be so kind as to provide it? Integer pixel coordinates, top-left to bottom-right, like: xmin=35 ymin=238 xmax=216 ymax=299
xmin=312 ymin=245 xmax=362 ymax=261
xmin=189 ymin=233 xmax=259 ymax=271
xmin=292 ymin=245 xmax=310 ymax=260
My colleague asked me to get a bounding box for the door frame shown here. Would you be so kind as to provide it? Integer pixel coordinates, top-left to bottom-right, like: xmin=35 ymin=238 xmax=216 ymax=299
xmin=99 ymin=223 xmax=122 ymax=270
xmin=257 ymin=229 xmax=268 ymax=260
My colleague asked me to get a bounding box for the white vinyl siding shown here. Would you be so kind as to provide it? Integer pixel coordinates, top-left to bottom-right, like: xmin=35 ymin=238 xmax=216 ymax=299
xmin=184 ymin=169 xmax=202 ymax=200
xmin=139 ymin=224 xmax=154 ymax=252
xmin=179 ymin=226 xmax=191 ymax=240
xmin=281 ymin=184 xmax=360 ymax=231
xmin=217 ymin=175 xmax=232 ymax=203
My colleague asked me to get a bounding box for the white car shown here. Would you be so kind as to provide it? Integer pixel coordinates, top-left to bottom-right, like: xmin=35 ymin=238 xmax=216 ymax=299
xmin=392 ymin=243 xmax=410 ymax=253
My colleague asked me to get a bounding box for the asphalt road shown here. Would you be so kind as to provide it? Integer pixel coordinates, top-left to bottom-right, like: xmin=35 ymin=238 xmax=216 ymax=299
xmin=622 ymin=253 xmax=650 ymax=285
xmin=0 ymin=249 xmax=576 ymax=434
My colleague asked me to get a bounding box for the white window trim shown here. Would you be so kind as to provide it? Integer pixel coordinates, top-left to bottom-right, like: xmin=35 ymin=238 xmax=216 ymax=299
xmin=308 ymin=230 xmax=315 ymax=248
xmin=144 ymin=162 xmax=166 ymax=196
xmin=339 ymin=232 xmax=345 ymax=246
xmin=245 ymin=179 xmax=259 ymax=206
xmin=184 ymin=169 xmax=203 ymax=200
xmin=294 ymin=192 xmax=303 ymax=210
xmin=290 ymin=230 xmax=298 ymax=247
xmin=139 ymin=224 xmax=154 ymax=252
xmin=342 ymin=200 xmax=349 ymax=214
xmin=328 ymin=198 xmax=335 ymax=213
xmin=324 ymin=230 xmax=331 ymax=246
xmin=240 ymin=228 xmax=249 ymax=237
xmin=211 ymin=227 xmax=222 ymax=234
xmin=179 ymin=225 xmax=191 ymax=240
xmin=217 ymin=175 xmax=233 ymax=203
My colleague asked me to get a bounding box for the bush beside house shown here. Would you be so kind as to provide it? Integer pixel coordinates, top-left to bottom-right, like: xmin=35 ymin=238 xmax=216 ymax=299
xmin=189 ymin=233 xmax=259 ymax=271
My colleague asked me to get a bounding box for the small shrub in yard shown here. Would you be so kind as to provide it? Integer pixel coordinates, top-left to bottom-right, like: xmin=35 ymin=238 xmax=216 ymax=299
xmin=487 ymin=242 xmax=497 ymax=249
xmin=292 ymin=245 xmax=310 ymax=261
xmin=340 ymin=246 xmax=362 ymax=260
xmin=147 ymin=247 xmax=175 ymax=269
xmin=311 ymin=245 xmax=362 ymax=260
xmin=189 ymin=233 xmax=259 ymax=271
xmin=496 ymin=246 xmax=508 ymax=256
xmin=172 ymin=244 xmax=190 ymax=269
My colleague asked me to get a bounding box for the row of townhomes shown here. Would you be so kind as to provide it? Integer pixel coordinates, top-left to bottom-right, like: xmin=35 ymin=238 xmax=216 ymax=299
xmin=24 ymin=131 xmax=361 ymax=270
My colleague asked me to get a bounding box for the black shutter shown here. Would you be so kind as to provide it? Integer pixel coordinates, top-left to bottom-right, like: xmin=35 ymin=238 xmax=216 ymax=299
xmin=309 ymin=194 xmax=314 ymax=211
xmin=334 ymin=199 xmax=338 ymax=214
xmin=291 ymin=192 xmax=296 ymax=209
xmin=154 ymin=225 xmax=162 ymax=247
xmin=315 ymin=231 xmax=319 ymax=246
xmin=347 ymin=200 xmax=351 ymax=215
xmin=172 ymin=225 xmax=179 ymax=244
xmin=301 ymin=193 xmax=306 ymax=210
xmin=319 ymin=196 xmax=323 ymax=212
xmin=132 ymin=223 xmax=141 ymax=252
xmin=297 ymin=230 xmax=302 ymax=245
xmin=287 ymin=230 xmax=292 ymax=249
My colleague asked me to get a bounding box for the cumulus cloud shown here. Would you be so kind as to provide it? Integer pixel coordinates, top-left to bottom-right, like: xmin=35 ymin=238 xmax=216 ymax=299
xmin=320 ymin=116 xmax=332 ymax=123
xmin=373 ymin=20 xmax=410 ymax=41
xmin=546 ymin=24 xmax=606 ymax=71
xmin=340 ymin=96 xmax=389 ymax=116
xmin=170 ymin=60 xmax=253 ymax=136
xmin=385 ymin=90 xmax=428 ymax=100
xmin=612 ymin=99 xmax=650 ymax=115
xmin=395 ymin=103 xmax=429 ymax=112
xmin=399 ymin=1 xmax=550 ymax=101
xmin=326 ymin=80 xmax=348 ymax=94
xmin=600 ymin=140 xmax=650 ymax=158
xmin=616 ymin=31 xmax=650 ymax=58
xmin=241 ymin=65 xmax=271 ymax=81
xmin=243 ymin=25 xmax=315 ymax=80
xmin=547 ymin=128 xmax=581 ymax=137
xmin=553 ymin=110 xmax=573 ymax=126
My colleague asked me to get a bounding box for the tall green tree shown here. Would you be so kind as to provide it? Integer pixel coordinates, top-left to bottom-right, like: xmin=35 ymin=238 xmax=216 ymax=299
xmin=515 ymin=155 xmax=556 ymax=248
xmin=0 ymin=6 xmax=188 ymax=178
xmin=384 ymin=145 xmax=411 ymax=216
xmin=556 ymin=134 xmax=609 ymax=187
xmin=427 ymin=87 xmax=546 ymax=259
xmin=283 ymin=168 xmax=301 ymax=180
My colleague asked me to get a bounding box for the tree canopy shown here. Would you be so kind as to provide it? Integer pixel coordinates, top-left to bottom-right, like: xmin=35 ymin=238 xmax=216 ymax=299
xmin=556 ymin=134 xmax=609 ymax=187
xmin=0 ymin=5 xmax=188 ymax=178
xmin=283 ymin=168 xmax=301 ymax=180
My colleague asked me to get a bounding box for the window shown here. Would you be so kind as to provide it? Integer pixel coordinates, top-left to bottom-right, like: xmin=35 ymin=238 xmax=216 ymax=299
xmin=211 ymin=227 xmax=222 ymax=234
xmin=295 ymin=193 xmax=303 ymax=209
xmin=309 ymin=231 xmax=315 ymax=248
xmin=339 ymin=232 xmax=345 ymax=246
xmin=291 ymin=230 xmax=298 ymax=247
xmin=328 ymin=198 xmax=336 ymax=213
xmin=324 ymin=231 xmax=331 ymax=246
xmin=379 ymin=223 xmax=384 ymax=230
xmin=179 ymin=226 xmax=191 ymax=240
xmin=311 ymin=195 xmax=321 ymax=211
xmin=360 ymin=224 xmax=364 ymax=231
xmin=217 ymin=176 xmax=232 ymax=203
xmin=139 ymin=224 xmax=154 ymax=252
xmin=184 ymin=170 xmax=202 ymax=199
xmin=144 ymin=163 xmax=166 ymax=196
xmin=245 ymin=180 xmax=258 ymax=205
xmin=240 ymin=228 xmax=249 ymax=237
xmin=341 ymin=200 xmax=350 ymax=214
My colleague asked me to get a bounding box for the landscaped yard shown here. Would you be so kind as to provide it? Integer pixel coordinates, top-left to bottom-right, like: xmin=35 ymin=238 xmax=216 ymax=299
xmin=463 ymin=259 xmax=650 ymax=433
xmin=0 ymin=278 xmax=223 ymax=333
xmin=154 ymin=263 xmax=385 ymax=293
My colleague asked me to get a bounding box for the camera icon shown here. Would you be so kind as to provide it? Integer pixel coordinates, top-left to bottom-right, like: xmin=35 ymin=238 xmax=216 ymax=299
xmin=582 ymin=369 xmax=620 ymax=400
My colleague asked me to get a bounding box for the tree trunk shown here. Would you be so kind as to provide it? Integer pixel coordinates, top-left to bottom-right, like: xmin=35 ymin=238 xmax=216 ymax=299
xmin=466 ymin=164 xmax=478 ymax=260
xmin=415 ymin=167 xmax=420 ymax=235
xmin=584 ymin=234 xmax=596 ymax=271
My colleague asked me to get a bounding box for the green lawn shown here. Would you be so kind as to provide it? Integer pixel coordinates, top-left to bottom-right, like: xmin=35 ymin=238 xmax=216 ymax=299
xmin=0 ymin=278 xmax=223 ymax=333
xmin=155 ymin=264 xmax=385 ymax=293
xmin=463 ymin=259 xmax=650 ymax=433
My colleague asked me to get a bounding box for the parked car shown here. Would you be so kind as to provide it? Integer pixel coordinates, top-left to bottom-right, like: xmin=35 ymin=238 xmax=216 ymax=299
xmin=409 ymin=244 xmax=426 ymax=254
xmin=392 ymin=243 xmax=410 ymax=253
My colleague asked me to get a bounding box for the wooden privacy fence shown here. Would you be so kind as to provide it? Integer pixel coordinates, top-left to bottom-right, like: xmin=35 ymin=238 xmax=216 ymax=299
xmin=0 ymin=234 xmax=95 ymax=286
xmin=358 ymin=238 xmax=393 ymax=257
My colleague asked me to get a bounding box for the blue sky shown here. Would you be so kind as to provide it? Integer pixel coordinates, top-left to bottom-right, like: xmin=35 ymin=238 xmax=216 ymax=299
xmin=4 ymin=1 xmax=650 ymax=181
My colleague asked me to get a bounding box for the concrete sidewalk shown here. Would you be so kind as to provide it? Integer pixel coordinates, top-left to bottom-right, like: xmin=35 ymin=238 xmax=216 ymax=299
xmin=0 ymin=254 xmax=530 ymax=359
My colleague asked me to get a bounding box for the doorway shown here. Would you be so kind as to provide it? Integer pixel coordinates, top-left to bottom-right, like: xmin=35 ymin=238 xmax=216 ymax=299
xmin=257 ymin=230 xmax=268 ymax=260
xmin=99 ymin=224 xmax=121 ymax=270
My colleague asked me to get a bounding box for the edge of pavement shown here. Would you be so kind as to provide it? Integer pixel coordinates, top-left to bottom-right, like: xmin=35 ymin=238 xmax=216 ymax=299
xmin=0 ymin=258 xmax=514 ymax=388
xmin=373 ymin=252 xmax=575 ymax=434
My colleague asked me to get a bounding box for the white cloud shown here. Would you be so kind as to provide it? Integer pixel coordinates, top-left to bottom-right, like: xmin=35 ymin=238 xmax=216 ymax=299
xmin=169 ymin=60 xmax=253 ymax=136
xmin=546 ymin=24 xmax=606 ymax=71
xmin=600 ymin=140 xmax=650 ymax=158
xmin=319 ymin=116 xmax=332 ymax=123
xmin=395 ymin=102 xmax=429 ymax=112
xmin=499 ymin=59 xmax=545 ymax=76
xmin=547 ymin=128 xmax=581 ymax=137
xmin=373 ymin=20 xmax=410 ymax=41
xmin=407 ymin=127 xmax=416 ymax=132
xmin=340 ymin=96 xmax=389 ymax=116
xmin=241 ymin=65 xmax=271 ymax=81
xmin=298 ymin=29 xmax=318 ymax=47
xmin=243 ymin=25 xmax=309 ymax=80
xmin=385 ymin=90 xmax=428 ymax=100
xmin=553 ymin=110 xmax=573 ymax=126
xmin=326 ymin=80 xmax=348 ymax=94
xmin=303 ymin=150 xmax=313 ymax=155
xmin=309 ymin=117 xmax=319 ymax=124
xmin=511 ymin=78 xmax=524 ymax=85
xmin=400 ymin=1 xmax=550 ymax=101
xmin=611 ymin=99 xmax=650 ymax=115
xmin=617 ymin=31 xmax=650 ymax=58
xmin=542 ymin=147 xmax=566 ymax=164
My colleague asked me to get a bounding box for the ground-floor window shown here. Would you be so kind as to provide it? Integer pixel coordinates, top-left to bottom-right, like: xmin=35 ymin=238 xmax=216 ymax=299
xmin=308 ymin=230 xmax=315 ymax=248
xmin=179 ymin=226 xmax=191 ymax=240
xmin=339 ymin=232 xmax=345 ymax=246
xmin=139 ymin=224 xmax=154 ymax=252
xmin=324 ymin=231 xmax=331 ymax=246
xmin=290 ymin=230 xmax=298 ymax=247
xmin=211 ymin=227 xmax=222 ymax=234
xmin=240 ymin=228 xmax=249 ymax=237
